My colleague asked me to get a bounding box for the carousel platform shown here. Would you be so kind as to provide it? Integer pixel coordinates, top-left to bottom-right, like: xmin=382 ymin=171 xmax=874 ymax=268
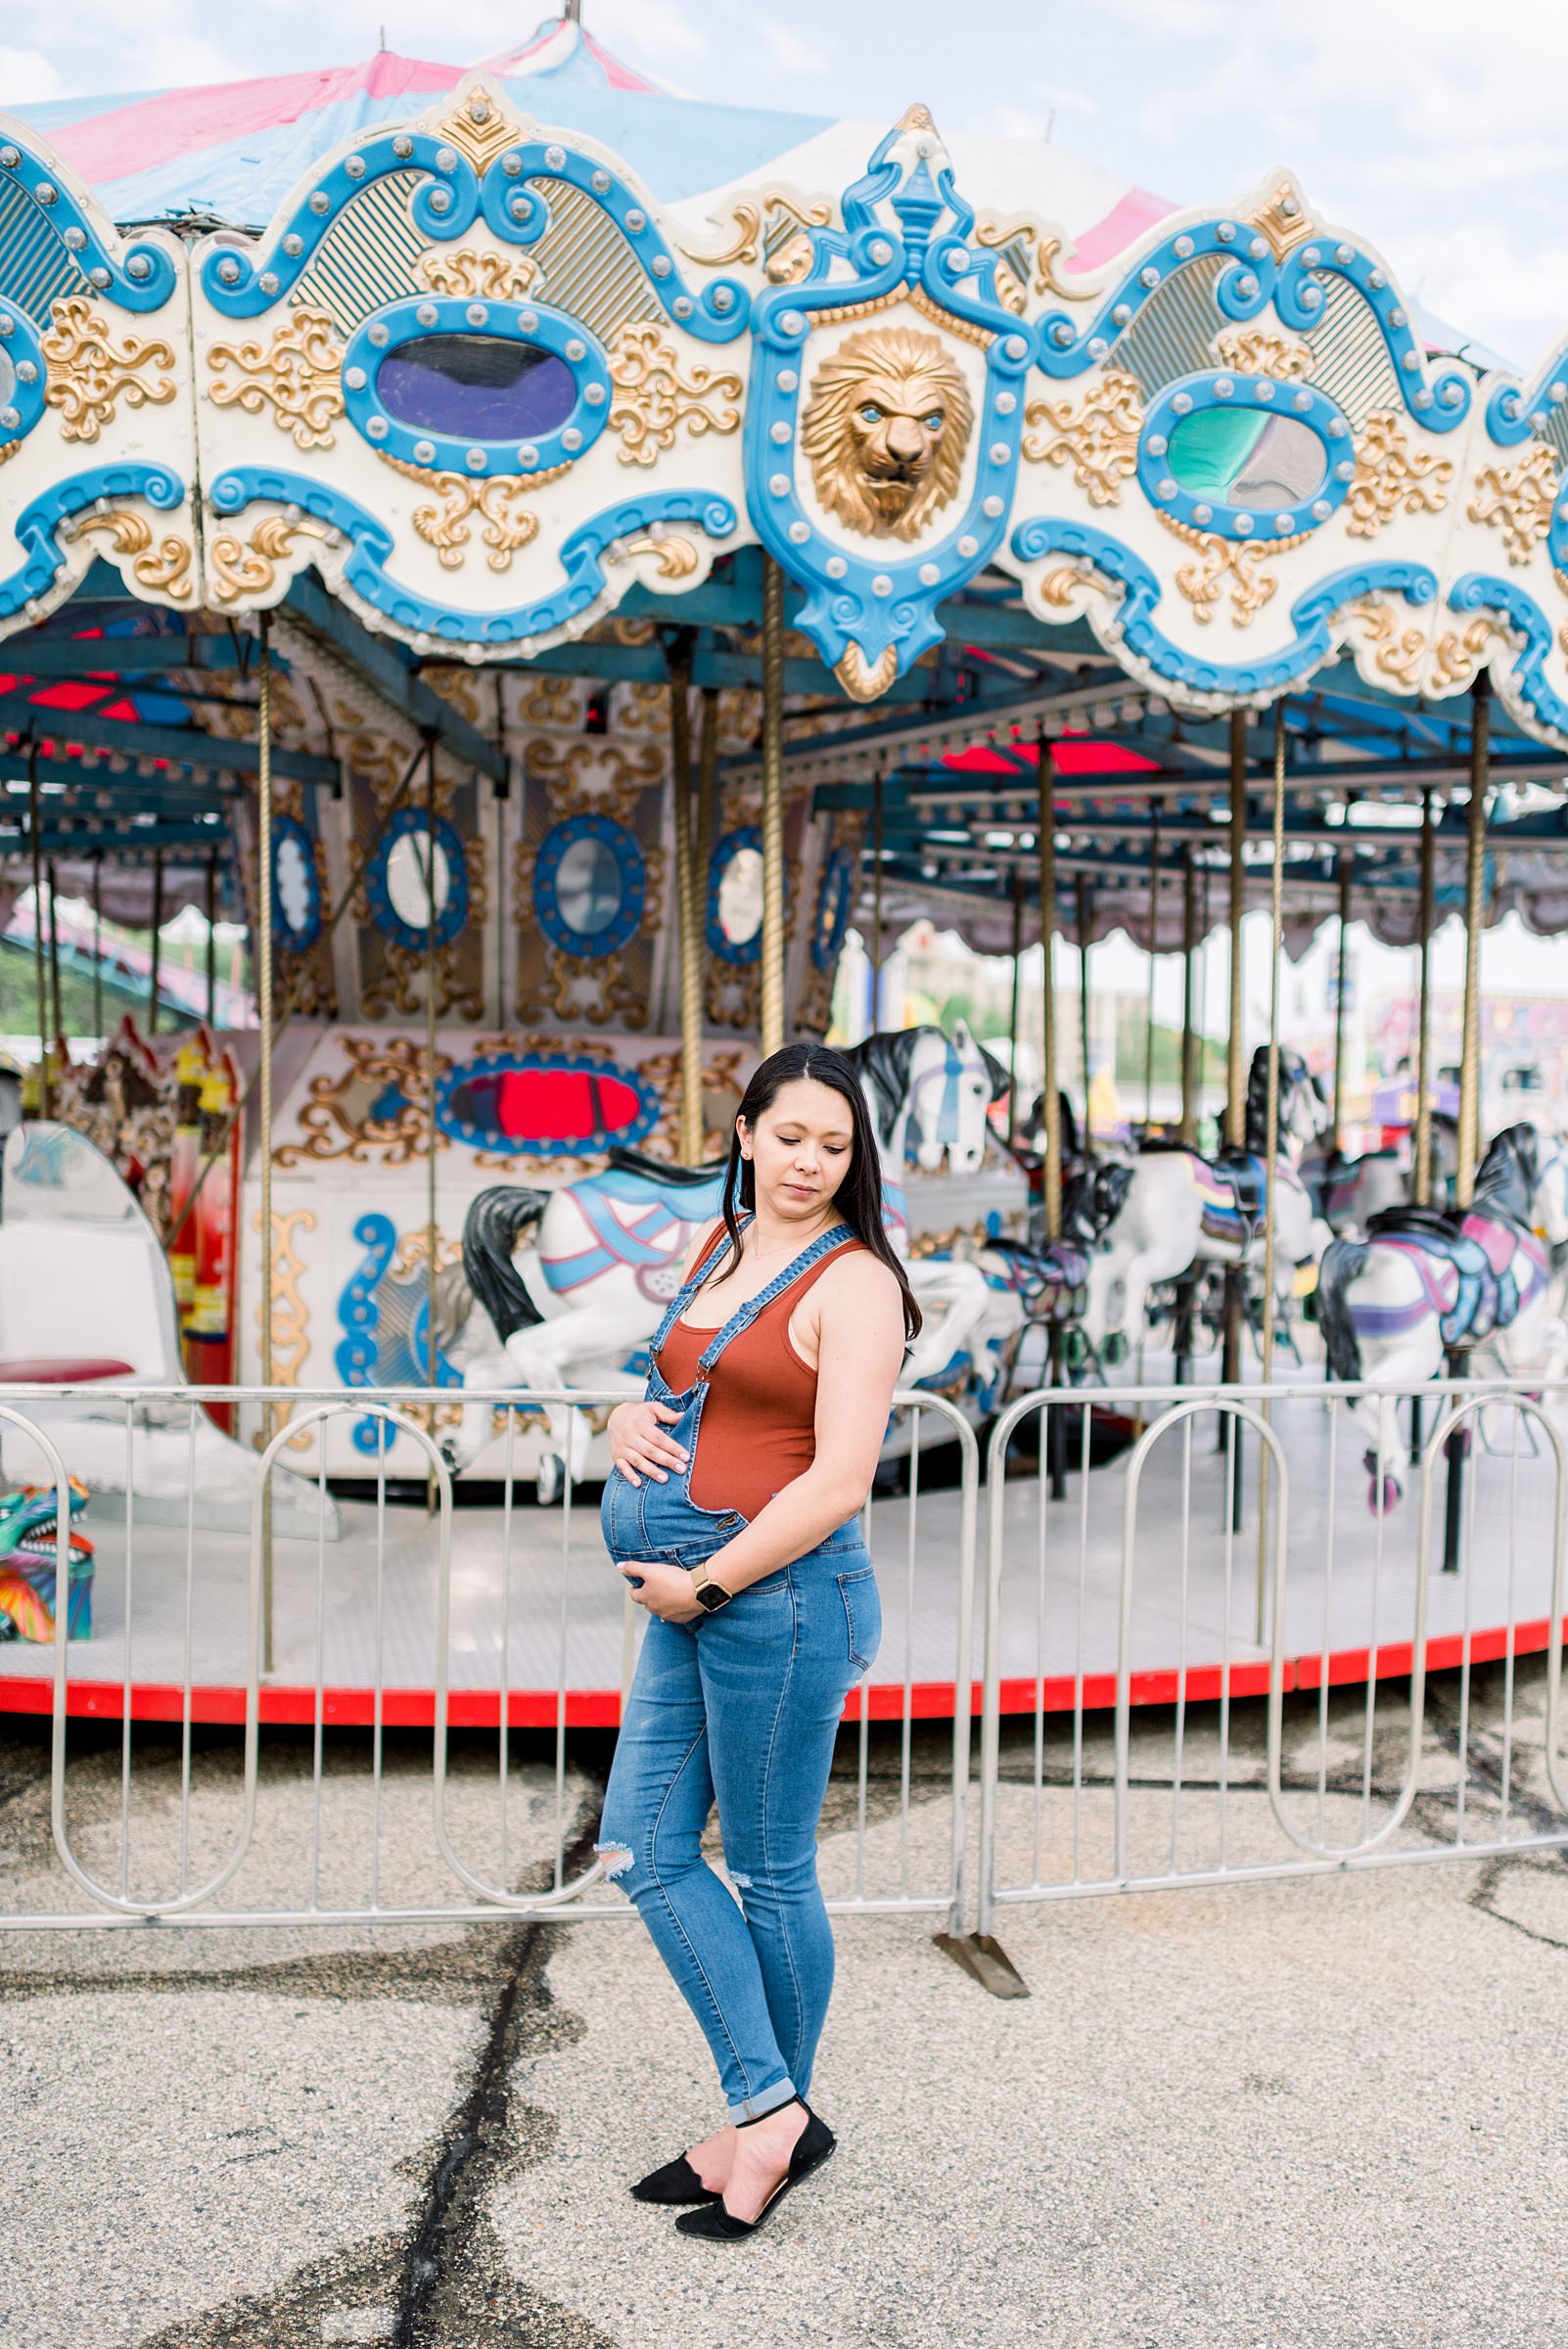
xmin=0 ymin=1385 xmax=1559 ymax=1727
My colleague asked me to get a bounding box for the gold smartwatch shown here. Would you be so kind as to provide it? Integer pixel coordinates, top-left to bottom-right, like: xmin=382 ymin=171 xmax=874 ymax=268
xmin=691 ymin=1558 xmax=733 ymax=1613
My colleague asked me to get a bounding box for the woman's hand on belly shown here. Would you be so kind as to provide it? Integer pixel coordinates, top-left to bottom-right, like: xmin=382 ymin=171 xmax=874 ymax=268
xmin=618 ymin=1558 xmax=704 ymax=1624
xmin=607 ymin=1399 xmax=689 ymax=1488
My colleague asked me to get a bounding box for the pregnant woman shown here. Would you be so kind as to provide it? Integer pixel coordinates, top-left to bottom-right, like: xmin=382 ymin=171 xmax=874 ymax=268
xmin=597 ymin=1041 xmax=919 ymax=2241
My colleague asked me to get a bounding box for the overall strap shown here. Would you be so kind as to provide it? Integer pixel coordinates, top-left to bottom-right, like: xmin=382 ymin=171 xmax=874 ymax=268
xmin=696 ymin=1222 xmax=854 ymax=1377
xmin=647 ymin=1218 xmax=746 ymax=1359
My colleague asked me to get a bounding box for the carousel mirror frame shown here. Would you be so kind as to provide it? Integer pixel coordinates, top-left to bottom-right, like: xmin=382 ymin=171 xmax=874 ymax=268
xmin=365 ymin=808 xmax=470 ymax=951
xmin=270 ymin=812 xmax=323 ymax=953
xmin=706 ymin=825 xmax=776 ymax=965
xmin=811 ymin=843 xmax=856 ymax=972
xmin=532 ymin=811 xmax=645 ymax=957
xmin=435 ymin=1047 xmax=660 ymax=1157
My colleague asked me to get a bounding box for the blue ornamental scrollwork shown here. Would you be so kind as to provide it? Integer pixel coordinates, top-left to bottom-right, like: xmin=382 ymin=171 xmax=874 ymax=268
xmin=0 ymin=300 xmax=48 ymax=443
xmin=744 ymin=118 xmax=1035 ymax=697
xmin=0 ymin=463 xmax=185 ymax=625
xmin=533 ymin=813 xmax=645 ymax=957
xmin=0 ymin=135 xmax=177 ymax=312
xmin=1136 ymin=371 xmax=1356 ymax=542
xmin=365 ymin=808 xmax=470 ymax=951
xmin=200 ymin=101 xmax=748 ymax=342
xmin=208 ymin=466 xmax=736 ymax=645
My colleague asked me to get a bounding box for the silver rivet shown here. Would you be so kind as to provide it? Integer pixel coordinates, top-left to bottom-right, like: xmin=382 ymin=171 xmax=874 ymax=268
xmin=1145 ymin=434 xmax=1168 ymax=456
xmin=957 ymin=533 xmax=978 ymax=558
xmin=872 ymin=574 xmax=893 ymax=597
xmin=768 ymin=473 xmax=790 ymax=495
xmin=429 ymin=189 xmax=451 ymax=214
xmin=869 ymin=238 xmax=892 ymax=263
xmin=466 ymin=302 xmax=487 ymax=327
xmin=1234 ymin=512 xmax=1254 ymax=534
xmin=0 ymin=148 xmax=17 ymax=169
xmin=562 ymin=425 xmax=582 ymax=449
xmin=1327 ymin=416 xmax=1349 ymax=438
xmin=545 ymin=143 xmax=567 ymax=169
xmin=414 ymin=438 xmax=435 ymax=463
xmin=995 ymin=390 xmax=1016 ymax=416
xmin=1051 ymin=321 xmax=1073 ymax=346
xmin=1139 ymin=265 xmax=1160 ymax=290
xmin=1368 ymin=268 xmax=1387 ymax=291
xmin=88 ymin=266 xmax=110 ymax=289
xmin=651 ymin=254 xmax=671 ymax=278
xmin=566 ymin=337 xmax=585 ymax=360
xmin=309 ymin=191 xmax=330 ymax=214
xmin=127 ymin=253 xmax=152 ymax=280
xmin=1173 ymin=392 xmax=1192 ymax=414
xmin=1215 ymin=377 xmax=1234 ymax=398
xmin=1217 ymin=221 xmax=1235 ymax=242
xmin=258 ymin=271 xmax=279 ymax=296
xmin=518 ymin=442 xmax=538 ymax=467
xmin=345 ymin=365 xmax=367 ymax=390
xmin=1192 ymin=502 xmax=1212 ymax=525
xmin=466 ymin=446 xmax=486 ymax=471
xmin=769 ymin=420 xmax=790 ymax=443
xmin=1111 ymin=302 xmax=1131 ymax=326
xmin=503 ymin=153 xmax=523 ymax=176
xmin=217 ymin=256 xmax=242 ymax=283
xmin=436 ymin=146 xmax=458 ymax=173
xmin=417 ymin=301 xmax=438 ymax=326
xmin=713 ymin=286 xmax=734 ymax=312
xmin=1401 ymin=349 xmax=1419 ymax=371
xmin=1157 ymin=476 xmax=1177 ymax=500
xmin=584 ymin=381 xmax=606 ymax=405
xmin=1274 ymin=512 xmax=1295 ymax=533
xmin=789 ymin=520 xmax=809 ymax=543
xmin=283 ymin=233 xmax=303 ymax=257
xmin=625 ymin=207 xmax=646 ymax=233
xmin=673 ymin=295 xmax=693 ymax=319
xmin=63 ymin=225 xmax=85 ymax=251
xmin=367 ymin=415 xmax=388 ymax=438
xmin=591 ymin=168 xmax=612 ymax=193
xmin=1312 ymin=498 xmax=1332 ymax=521
xmin=1255 ymin=380 xmax=1275 ymax=402
xmin=989 ymin=441 xmax=1009 ymax=464
xmin=1334 ymin=460 xmax=1355 ymax=481
xmin=776 ymin=368 xmax=798 ymax=393
xmin=1174 ymin=234 xmax=1194 ymax=258
xmin=368 ymin=322 xmax=390 ymax=346
xmin=392 ymin=133 xmax=413 ymax=159
xmin=346 ymin=155 xmax=366 ymax=179
xmin=827 ymin=555 xmax=848 ymax=578
xmin=36 ymin=181 xmax=56 ymax=205
xmin=1390 ymin=305 xmax=1407 ymax=329
xmin=982 ymin=493 xmax=1004 ymax=518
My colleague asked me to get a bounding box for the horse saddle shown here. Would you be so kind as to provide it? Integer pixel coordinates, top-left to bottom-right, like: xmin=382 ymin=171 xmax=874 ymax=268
xmin=1212 ymin=1146 xmax=1267 ymax=1222
xmin=606 ymin=1146 xmax=728 ymax=1188
xmin=1363 ymin=1204 xmax=1529 ymax=1348
xmin=1365 ymin=1204 xmax=1455 ymax=1244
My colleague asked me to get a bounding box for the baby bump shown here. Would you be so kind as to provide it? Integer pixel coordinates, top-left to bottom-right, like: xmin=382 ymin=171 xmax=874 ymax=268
xmin=600 ymin=1466 xmax=647 ymax=1559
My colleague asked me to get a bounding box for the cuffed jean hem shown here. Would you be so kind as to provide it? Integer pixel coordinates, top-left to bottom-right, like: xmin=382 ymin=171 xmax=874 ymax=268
xmin=728 ymin=2076 xmax=799 ymax=2127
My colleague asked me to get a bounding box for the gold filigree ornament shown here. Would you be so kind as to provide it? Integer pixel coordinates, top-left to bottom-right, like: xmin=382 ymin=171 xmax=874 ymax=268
xmin=416 ymin=244 xmax=539 ymax=299
xmin=1213 ymin=330 xmax=1314 ymax=382
xmin=207 ymin=306 xmax=346 ymax=451
xmin=1344 ymin=413 xmax=1454 ymax=540
xmin=208 ymin=512 xmax=335 ymax=604
xmin=1157 ymin=512 xmax=1311 ymax=628
xmin=1345 ymin=593 xmax=1427 ymax=691
xmin=275 ymin=1036 xmax=451 ymax=1170
xmin=434 ymin=87 xmax=519 ymax=175
xmin=1430 ymin=613 xmax=1509 ymax=692
xmin=1469 ymin=446 xmax=1560 ymax=567
xmin=41 ymin=297 xmax=178 ymax=443
xmin=802 ymin=326 xmax=974 ymax=541
xmin=68 ymin=507 xmax=193 ymax=603
xmin=606 ymin=323 xmax=743 ymax=466
xmin=1022 ymin=371 xmax=1142 ymax=507
xmin=678 ymin=191 xmax=833 ymax=281
xmin=1246 ymin=180 xmax=1316 ymax=260
xmin=606 ymin=530 xmax=698 ymax=581
xmin=378 ymin=454 xmax=547 ymax=573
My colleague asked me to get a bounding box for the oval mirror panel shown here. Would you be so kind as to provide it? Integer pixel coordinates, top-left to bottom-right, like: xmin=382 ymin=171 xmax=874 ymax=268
xmin=385 ymin=828 xmax=451 ymax=929
xmin=376 ymin=335 xmax=578 ymax=441
xmin=274 ymin=830 xmax=316 ymax=943
xmin=717 ymin=845 xmax=763 ymax=947
xmin=553 ymin=833 xmax=625 ymax=936
xmin=1166 ymin=408 xmax=1326 ymax=507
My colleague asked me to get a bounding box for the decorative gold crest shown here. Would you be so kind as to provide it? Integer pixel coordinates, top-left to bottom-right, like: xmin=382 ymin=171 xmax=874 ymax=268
xmin=1469 ymin=447 xmax=1558 ymax=567
xmin=415 ymin=245 xmax=539 ymax=300
xmin=801 ymin=326 xmax=974 ymax=541
xmin=42 ymin=298 xmax=178 ymax=443
xmin=1023 ymin=372 xmax=1143 ymax=507
xmin=207 ymin=307 xmax=346 ymax=450
xmin=607 ymin=323 xmax=743 ymax=466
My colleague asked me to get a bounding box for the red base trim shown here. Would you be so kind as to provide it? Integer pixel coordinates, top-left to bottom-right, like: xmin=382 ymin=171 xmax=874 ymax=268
xmin=3 ymin=1617 xmax=1557 ymax=1728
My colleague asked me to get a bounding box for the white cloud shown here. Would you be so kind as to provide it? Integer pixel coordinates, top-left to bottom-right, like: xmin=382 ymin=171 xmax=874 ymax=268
xmin=760 ymin=24 xmax=832 ymax=77
xmin=0 ymin=44 xmax=73 ymax=102
xmin=588 ymin=0 xmax=709 ymax=65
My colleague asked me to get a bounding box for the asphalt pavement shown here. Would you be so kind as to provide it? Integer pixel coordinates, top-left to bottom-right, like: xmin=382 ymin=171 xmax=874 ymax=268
xmin=4 ymin=1672 xmax=1568 ymax=2348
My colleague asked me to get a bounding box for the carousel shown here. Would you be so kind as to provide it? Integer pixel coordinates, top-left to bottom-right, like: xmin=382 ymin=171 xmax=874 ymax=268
xmin=1 ymin=14 xmax=1567 ymax=1726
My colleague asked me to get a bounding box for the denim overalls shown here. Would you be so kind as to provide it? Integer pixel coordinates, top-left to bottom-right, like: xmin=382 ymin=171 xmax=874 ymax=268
xmin=596 ymin=1218 xmax=882 ymax=2125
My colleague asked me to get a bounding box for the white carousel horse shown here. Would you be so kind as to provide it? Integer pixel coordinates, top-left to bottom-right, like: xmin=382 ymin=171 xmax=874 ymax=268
xmin=1316 ymin=1123 xmax=1568 ymax=1513
xmin=1083 ymin=1047 xmax=1324 ymax=1361
xmin=1302 ymin=1114 xmax=1458 ymax=1236
xmin=436 ymin=1023 xmax=1000 ymax=1497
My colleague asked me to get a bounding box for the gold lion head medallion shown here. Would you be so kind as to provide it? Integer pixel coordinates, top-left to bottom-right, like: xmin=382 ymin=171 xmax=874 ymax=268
xmin=801 ymin=326 xmax=974 ymax=541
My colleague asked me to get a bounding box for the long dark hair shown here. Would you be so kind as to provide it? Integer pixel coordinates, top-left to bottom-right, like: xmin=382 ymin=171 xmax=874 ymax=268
xmin=711 ymin=1041 xmax=922 ymax=1340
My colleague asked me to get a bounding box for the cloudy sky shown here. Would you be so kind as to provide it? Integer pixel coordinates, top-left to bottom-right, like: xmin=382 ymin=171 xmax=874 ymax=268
xmin=4 ymin=0 xmax=1565 ymax=366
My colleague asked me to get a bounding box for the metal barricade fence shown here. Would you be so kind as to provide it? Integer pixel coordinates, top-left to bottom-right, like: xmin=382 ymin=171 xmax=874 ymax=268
xmin=0 ymin=1382 xmax=977 ymax=1937
xmin=976 ymin=1375 xmax=1568 ymax=1939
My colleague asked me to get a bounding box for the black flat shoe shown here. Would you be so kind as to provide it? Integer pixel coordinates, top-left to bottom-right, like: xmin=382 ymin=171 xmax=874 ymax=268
xmin=674 ymin=2105 xmax=836 ymax=2239
xmin=630 ymin=2153 xmax=722 ymax=2206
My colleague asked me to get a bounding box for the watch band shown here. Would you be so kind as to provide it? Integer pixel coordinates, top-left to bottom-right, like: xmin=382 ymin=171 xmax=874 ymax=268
xmin=691 ymin=1557 xmax=733 ymax=1612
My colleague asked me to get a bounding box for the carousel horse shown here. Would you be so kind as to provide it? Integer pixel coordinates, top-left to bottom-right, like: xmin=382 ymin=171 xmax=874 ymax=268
xmin=438 ymin=1023 xmax=1002 ymax=1497
xmin=1316 ymin=1123 xmax=1568 ymax=1514
xmin=1302 ymin=1114 xmax=1458 ymax=1236
xmin=1083 ymin=1047 xmax=1324 ymax=1362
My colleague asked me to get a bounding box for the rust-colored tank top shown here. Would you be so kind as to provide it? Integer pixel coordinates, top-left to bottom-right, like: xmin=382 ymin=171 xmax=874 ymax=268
xmin=654 ymin=1224 xmax=865 ymax=1519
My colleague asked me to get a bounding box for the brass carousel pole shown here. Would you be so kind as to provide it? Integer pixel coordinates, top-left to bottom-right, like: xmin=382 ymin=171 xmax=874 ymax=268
xmin=1445 ymin=674 xmax=1491 ymax=1573
xmin=1006 ymin=867 xmax=1025 ymax=1148
xmin=1077 ymin=873 xmax=1093 ymax=1156
xmin=1413 ymin=791 xmax=1436 ymax=1207
xmin=147 ymin=851 xmax=163 ymax=1036
xmin=760 ymin=554 xmax=786 ymax=1057
xmin=1038 ymin=736 xmax=1066 ymax=1497
xmin=26 ymin=742 xmax=49 ymax=1118
xmin=256 ymin=614 xmax=275 ymax=1673
xmin=1332 ymin=850 xmax=1352 ymax=1152
xmin=424 ymin=734 xmax=439 ymax=1510
xmin=1222 ymin=709 xmax=1247 ymax=1501
xmin=1255 ymin=705 xmax=1287 ymax=1642
xmin=205 ymin=852 xmax=218 ymax=1028
xmin=1143 ymin=802 xmax=1161 ymax=1129
xmin=45 ymin=857 xmax=63 ymax=1048
xmin=869 ymin=763 xmax=885 ymax=1036
xmin=669 ymin=640 xmax=704 ymax=1164
xmin=91 ymin=852 xmax=104 ymax=1042
xmin=1179 ymin=848 xmax=1198 ymax=1145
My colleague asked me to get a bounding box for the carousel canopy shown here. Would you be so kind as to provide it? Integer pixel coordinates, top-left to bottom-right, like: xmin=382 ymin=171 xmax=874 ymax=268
xmin=1 ymin=19 xmax=1566 ymax=958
